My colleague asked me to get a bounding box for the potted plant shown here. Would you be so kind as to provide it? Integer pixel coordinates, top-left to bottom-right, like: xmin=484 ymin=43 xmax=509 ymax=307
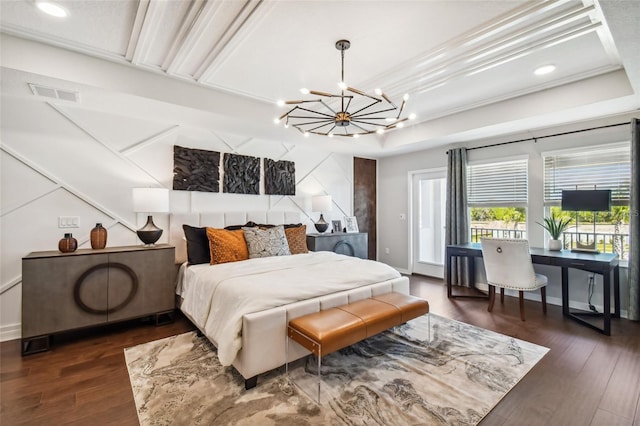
xmin=537 ymin=213 xmax=572 ymax=251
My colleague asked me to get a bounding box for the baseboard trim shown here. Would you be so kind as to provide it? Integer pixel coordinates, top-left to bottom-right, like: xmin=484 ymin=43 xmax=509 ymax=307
xmin=1 ymin=322 xmax=21 ymax=342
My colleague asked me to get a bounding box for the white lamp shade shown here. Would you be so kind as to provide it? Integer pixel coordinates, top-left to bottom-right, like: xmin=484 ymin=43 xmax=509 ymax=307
xmin=132 ymin=188 xmax=169 ymax=213
xmin=312 ymin=195 xmax=332 ymax=212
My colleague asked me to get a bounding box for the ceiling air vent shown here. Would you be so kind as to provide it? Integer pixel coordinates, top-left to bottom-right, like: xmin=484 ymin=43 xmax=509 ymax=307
xmin=28 ymin=83 xmax=79 ymax=102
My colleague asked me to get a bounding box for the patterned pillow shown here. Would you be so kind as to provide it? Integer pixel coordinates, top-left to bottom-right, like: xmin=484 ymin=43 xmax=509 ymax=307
xmin=285 ymin=225 xmax=308 ymax=254
xmin=242 ymin=225 xmax=291 ymax=258
xmin=205 ymin=228 xmax=249 ymax=265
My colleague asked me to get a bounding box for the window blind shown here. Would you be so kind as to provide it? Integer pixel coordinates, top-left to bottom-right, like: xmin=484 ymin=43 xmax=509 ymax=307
xmin=543 ymin=144 xmax=630 ymax=206
xmin=467 ymin=159 xmax=528 ymax=206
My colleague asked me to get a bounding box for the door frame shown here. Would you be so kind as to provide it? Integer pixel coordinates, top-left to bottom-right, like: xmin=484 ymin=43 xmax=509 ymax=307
xmin=407 ymin=167 xmax=447 ymax=276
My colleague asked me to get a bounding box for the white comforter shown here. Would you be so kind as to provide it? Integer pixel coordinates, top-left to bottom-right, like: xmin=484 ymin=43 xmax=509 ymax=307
xmin=179 ymin=251 xmax=401 ymax=366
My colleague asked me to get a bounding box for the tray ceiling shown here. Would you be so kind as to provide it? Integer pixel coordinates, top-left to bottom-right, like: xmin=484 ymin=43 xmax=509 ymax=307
xmin=1 ymin=0 xmax=638 ymax=154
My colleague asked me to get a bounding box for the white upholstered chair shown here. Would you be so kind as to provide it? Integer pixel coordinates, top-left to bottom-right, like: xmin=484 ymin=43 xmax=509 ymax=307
xmin=480 ymin=238 xmax=548 ymax=321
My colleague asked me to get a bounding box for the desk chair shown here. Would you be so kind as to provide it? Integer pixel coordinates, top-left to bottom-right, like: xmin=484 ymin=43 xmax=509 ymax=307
xmin=480 ymin=238 xmax=548 ymax=321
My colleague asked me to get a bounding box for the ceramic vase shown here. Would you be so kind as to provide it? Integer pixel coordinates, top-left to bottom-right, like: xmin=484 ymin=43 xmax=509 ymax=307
xmin=90 ymin=223 xmax=107 ymax=249
xmin=548 ymin=239 xmax=562 ymax=251
xmin=58 ymin=233 xmax=78 ymax=253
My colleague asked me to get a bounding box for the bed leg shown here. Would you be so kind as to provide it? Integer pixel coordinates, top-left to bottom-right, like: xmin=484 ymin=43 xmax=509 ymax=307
xmin=245 ymin=376 xmax=258 ymax=390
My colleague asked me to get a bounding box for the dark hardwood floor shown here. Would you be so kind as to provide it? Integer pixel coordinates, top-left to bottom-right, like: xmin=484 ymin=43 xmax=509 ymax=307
xmin=2 ymin=275 xmax=639 ymax=425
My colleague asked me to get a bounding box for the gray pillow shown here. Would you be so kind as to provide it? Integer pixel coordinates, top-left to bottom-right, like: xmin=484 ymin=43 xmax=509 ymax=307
xmin=242 ymin=225 xmax=291 ymax=258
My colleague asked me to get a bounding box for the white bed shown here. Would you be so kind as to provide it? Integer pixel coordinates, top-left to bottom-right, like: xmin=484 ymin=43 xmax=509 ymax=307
xmin=169 ymin=211 xmax=410 ymax=388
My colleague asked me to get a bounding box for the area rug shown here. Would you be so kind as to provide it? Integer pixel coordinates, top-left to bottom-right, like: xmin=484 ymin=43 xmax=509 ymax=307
xmin=124 ymin=314 xmax=548 ymax=425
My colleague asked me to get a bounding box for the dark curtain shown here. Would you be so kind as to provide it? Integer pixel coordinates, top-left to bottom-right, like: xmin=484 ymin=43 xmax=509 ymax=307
xmin=629 ymin=118 xmax=639 ymax=321
xmin=445 ymin=148 xmax=471 ymax=286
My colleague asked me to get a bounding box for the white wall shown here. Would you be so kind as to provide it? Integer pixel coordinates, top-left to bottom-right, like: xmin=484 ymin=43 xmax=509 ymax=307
xmin=0 ymin=95 xmax=354 ymax=341
xmin=379 ymin=118 xmax=633 ymax=316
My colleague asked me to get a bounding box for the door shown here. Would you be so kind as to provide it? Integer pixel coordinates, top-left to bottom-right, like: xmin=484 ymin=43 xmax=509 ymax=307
xmin=411 ymin=169 xmax=447 ymax=278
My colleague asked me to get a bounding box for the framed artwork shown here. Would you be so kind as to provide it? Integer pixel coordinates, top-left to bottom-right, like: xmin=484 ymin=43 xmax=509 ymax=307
xmin=344 ymin=216 xmax=359 ymax=233
xmin=223 ymin=153 xmax=260 ymax=195
xmin=331 ymin=220 xmax=342 ymax=233
xmin=172 ymin=145 xmax=220 ymax=192
xmin=264 ymin=158 xmax=295 ymax=195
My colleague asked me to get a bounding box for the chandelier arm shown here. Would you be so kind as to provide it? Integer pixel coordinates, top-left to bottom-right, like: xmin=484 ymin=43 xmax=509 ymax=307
xmin=326 ymin=124 xmax=337 ymax=136
xmin=380 ymin=92 xmax=398 ymax=108
xmin=319 ymin=100 xmax=338 ymax=115
xmin=295 ymin=107 xmax=335 ymax=118
xmin=347 ymin=87 xmax=382 ymax=102
xmin=349 ymin=100 xmax=385 ymax=117
xmin=309 ymin=90 xmax=336 ymax=97
xmin=344 ymin=96 xmax=353 ymax=112
xmin=352 ymin=110 xmax=399 ymax=119
xmin=285 ymin=99 xmax=323 ymax=104
xmin=291 ymin=118 xmax=335 ymax=127
xmin=351 ymin=122 xmax=371 ymax=133
xmin=396 ymin=100 xmax=406 ymax=119
xmin=351 ymin=119 xmax=389 ymax=127
xmin=279 ymin=106 xmax=298 ymax=120
xmin=307 ymin=122 xmax=336 ymax=132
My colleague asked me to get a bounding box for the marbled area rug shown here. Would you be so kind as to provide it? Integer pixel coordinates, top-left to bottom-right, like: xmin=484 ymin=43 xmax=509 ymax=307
xmin=124 ymin=314 xmax=548 ymax=425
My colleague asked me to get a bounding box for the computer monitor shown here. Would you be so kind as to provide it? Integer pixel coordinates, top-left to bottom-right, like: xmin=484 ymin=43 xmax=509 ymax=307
xmin=561 ymin=190 xmax=611 ymax=212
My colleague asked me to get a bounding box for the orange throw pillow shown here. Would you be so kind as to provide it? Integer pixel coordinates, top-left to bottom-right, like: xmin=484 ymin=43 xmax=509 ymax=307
xmin=206 ymin=228 xmax=249 ymax=265
xmin=285 ymin=225 xmax=309 ymax=254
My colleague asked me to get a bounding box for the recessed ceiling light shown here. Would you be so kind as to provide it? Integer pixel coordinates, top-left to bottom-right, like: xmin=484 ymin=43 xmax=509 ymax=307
xmin=534 ymin=64 xmax=556 ymax=75
xmin=36 ymin=1 xmax=68 ymax=18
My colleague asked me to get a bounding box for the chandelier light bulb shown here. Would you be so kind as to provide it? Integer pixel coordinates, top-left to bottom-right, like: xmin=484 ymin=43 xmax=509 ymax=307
xmin=338 ymin=81 xmax=347 ymax=90
xmin=376 ymin=128 xmax=385 ymax=134
xmin=397 ymin=122 xmax=405 ymax=128
xmin=374 ymin=88 xmax=382 ymax=96
xmin=328 ymin=133 xmax=334 ymax=138
xmin=300 ymin=88 xmax=310 ymax=95
xmin=304 ymin=132 xmax=310 ymax=138
xmin=276 ymin=100 xmax=285 ymax=107
xmin=273 ymin=118 xmax=280 ymax=124
xmin=352 ymin=133 xmax=360 ymax=139
xmin=409 ymin=113 xmax=417 ymax=120
xmin=403 ymin=93 xmax=410 ymax=101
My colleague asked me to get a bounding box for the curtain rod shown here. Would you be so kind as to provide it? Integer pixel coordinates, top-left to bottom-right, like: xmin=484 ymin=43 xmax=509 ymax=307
xmin=446 ymin=121 xmax=631 ymax=154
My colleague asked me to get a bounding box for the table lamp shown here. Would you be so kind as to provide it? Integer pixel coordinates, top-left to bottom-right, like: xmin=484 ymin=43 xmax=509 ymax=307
xmin=312 ymin=195 xmax=332 ymax=233
xmin=132 ymin=187 xmax=169 ymax=245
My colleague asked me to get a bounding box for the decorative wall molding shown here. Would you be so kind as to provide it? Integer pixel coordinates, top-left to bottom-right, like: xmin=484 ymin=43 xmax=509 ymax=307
xmin=0 ymin=144 xmax=138 ymax=297
xmin=47 ymin=102 xmax=165 ymax=187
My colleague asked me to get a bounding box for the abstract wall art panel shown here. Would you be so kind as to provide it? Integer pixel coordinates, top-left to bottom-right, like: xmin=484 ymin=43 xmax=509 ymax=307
xmin=264 ymin=158 xmax=296 ymax=195
xmin=173 ymin=145 xmax=220 ymax=192
xmin=223 ymin=153 xmax=260 ymax=195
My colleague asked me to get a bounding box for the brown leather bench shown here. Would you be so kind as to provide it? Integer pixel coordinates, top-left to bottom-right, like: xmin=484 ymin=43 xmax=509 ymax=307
xmin=286 ymin=292 xmax=429 ymax=402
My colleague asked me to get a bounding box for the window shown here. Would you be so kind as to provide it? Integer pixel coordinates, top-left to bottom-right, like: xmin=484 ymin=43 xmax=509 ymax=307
xmin=467 ymin=158 xmax=528 ymax=241
xmin=543 ymin=143 xmax=631 ymax=259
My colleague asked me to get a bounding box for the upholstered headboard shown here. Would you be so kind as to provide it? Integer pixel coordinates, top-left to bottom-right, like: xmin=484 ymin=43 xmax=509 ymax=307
xmin=169 ymin=211 xmax=302 ymax=264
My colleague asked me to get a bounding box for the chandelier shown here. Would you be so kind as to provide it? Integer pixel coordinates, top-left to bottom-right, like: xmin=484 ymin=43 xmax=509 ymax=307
xmin=274 ymin=40 xmax=415 ymax=138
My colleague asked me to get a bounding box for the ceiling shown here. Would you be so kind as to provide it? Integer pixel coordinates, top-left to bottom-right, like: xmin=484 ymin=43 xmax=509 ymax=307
xmin=1 ymin=0 xmax=639 ymax=156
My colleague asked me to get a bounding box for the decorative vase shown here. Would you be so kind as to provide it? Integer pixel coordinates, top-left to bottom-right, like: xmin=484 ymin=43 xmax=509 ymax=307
xmin=90 ymin=223 xmax=107 ymax=249
xmin=58 ymin=233 xmax=78 ymax=253
xmin=548 ymin=239 xmax=562 ymax=251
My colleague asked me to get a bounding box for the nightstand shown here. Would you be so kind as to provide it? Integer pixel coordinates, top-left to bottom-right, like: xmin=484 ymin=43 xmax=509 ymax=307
xmin=306 ymin=232 xmax=368 ymax=259
xmin=21 ymin=244 xmax=176 ymax=355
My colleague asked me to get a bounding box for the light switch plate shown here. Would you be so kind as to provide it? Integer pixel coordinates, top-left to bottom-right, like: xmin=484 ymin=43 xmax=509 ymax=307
xmin=58 ymin=216 xmax=80 ymax=228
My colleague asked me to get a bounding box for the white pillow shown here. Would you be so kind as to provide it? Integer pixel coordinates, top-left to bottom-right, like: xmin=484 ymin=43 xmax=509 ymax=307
xmin=242 ymin=225 xmax=291 ymax=258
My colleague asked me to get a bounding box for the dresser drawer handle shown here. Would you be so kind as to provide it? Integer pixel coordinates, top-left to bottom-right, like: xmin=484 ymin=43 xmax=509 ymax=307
xmin=570 ymin=262 xmax=585 ymax=267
